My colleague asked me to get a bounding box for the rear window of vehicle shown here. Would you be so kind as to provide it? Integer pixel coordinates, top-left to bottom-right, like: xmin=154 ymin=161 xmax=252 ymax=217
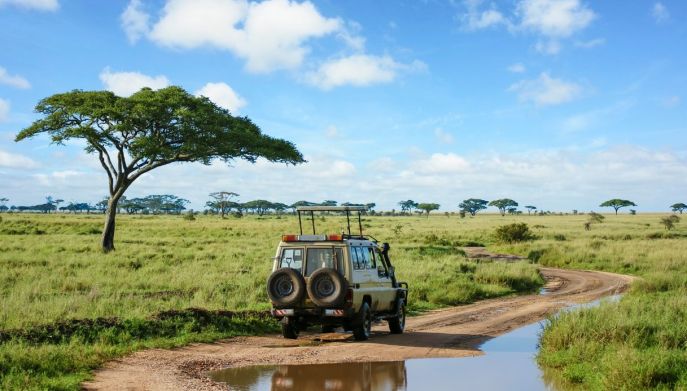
xmin=279 ymin=248 xmax=303 ymax=270
xmin=305 ymin=247 xmax=344 ymax=277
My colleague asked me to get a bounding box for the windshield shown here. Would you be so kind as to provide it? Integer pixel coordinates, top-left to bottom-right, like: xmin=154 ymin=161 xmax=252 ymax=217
xmin=305 ymin=247 xmax=344 ymax=277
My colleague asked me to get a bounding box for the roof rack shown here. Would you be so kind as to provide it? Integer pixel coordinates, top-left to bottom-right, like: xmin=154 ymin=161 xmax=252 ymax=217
xmin=295 ymin=206 xmax=368 ymax=237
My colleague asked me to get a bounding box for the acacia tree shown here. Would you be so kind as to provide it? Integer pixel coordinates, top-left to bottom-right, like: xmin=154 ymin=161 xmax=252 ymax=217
xmin=525 ymin=205 xmax=536 ymax=215
xmin=600 ymin=199 xmax=636 ymax=215
xmin=458 ymin=198 xmax=488 ymax=216
xmin=16 ymin=87 xmax=304 ymax=252
xmin=398 ymin=200 xmax=418 ymax=214
xmin=208 ymin=191 xmax=239 ymax=218
xmin=489 ymin=199 xmax=518 ymax=216
xmin=671 ymin=203 xmax=687 ymax=214
xmin=416 ymin=203 xmax=439 ymax=218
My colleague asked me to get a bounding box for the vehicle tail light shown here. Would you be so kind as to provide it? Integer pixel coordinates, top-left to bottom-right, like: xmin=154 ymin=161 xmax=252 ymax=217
xmin=281 ymin=234 xmax=298 ymax=242
xmin=327 ymin=234 xmax=343 ymax=241
xmin=344 ymin=289 xmax=353 ymax=307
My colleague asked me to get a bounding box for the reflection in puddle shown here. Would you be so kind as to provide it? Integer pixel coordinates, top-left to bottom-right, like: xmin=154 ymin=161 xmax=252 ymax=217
xmin=210 ymin=361 xmax=406 ymax=391
xmin=210 ymin=296 xmax=620 ymax=390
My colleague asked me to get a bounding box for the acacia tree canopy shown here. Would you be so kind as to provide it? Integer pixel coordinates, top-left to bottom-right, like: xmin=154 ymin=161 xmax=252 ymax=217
xmin=15 ymin=86 xmax=304 ymax=252
xmin=600 ymin=199 xmax=636 ymax=215
xmin=458 ymin=198 xmax=488 ymax=216
xmin=488 ymin=199 xmax=518 ymax=216
xmin=417 ymin=203 xmax=440 ymax=217
xmin=670 ymin=203 xmax=687 ymax=214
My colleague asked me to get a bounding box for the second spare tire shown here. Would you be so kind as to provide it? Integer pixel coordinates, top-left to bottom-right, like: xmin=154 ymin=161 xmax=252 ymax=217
xmin=267 ymin=268 xmax=306 ymax=308
xmin=307 ymin=268 xmax=347 ymax=307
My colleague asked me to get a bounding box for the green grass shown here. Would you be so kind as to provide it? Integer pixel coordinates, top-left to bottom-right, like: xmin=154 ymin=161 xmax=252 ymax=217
xmin=0 ymin=213 xmax=543 ymax=390
xmin=486 ymin=213 xmax=687 ymax=390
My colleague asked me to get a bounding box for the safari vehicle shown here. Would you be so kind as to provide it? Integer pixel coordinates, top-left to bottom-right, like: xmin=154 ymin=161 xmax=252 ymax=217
xmin=266 ymin=206 xmax=408 ymax=341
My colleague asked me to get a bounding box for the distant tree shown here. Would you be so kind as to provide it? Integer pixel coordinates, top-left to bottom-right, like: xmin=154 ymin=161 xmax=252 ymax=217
xmin=489 ymin=199 xmax=518 ymax=216
xmin=507 ymin=207 xmax=520 ymax=215
xmin=417 ymin=203 xmax=440 ymax=218
xmin=272 ymin=202 xmax=289 ymax=215
xmin=588 ymin=211 xmax=605 ymax=223
xmin=458 ymin=199 xmax=488 ymax=216
xmin=208 ymin=191 xmax=239 ymax=218
xmin=243 ymin=199 xmax=273 ymax=216
xmin=671 ymin=203 xmax=687 ymax=214
xmin=291 ymin=200 xmax=317 ymax=212
xmin=661 ymin=215 xmax=680 ymax=230
xmin=16 ymin=86 xmax=303 ymax=252
xmin=320 ymin=200 xmax=337 ymax=206
xmin=0 ymin=197 xmax=8 ymax=212
xmin=600 ymin=199 xmax=636 ymax=215
xmin=629 ymin=209 xmax=637 ymax=215
xmin=525 ymin=205 xmax=537 ymax=215
xmin=398 ymin=200 xmax=418 ymax=214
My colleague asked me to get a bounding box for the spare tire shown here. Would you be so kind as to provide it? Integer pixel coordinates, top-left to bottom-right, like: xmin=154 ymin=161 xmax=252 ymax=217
xmin=307 ymin=268 xmax=347 ymax=307
xmin=267 ymin=268 xmax=306 ymax=308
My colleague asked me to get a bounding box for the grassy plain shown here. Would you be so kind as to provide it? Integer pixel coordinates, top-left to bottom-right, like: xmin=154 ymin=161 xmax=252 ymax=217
xmin=0 ymin=212 xmax=542 ymax=390
xmin=1 ymin=212 xmax=685 ymax=390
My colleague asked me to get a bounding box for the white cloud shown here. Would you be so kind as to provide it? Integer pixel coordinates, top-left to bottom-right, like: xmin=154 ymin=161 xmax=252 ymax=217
xmin=307 ymin=55 xmax=424 ymax=90
xmin=121 ymin=0 xmax=149 ymax=43
xmin=0 ymin=0 xmax=58 ymax=11
xmin=0 ymin=67 xmax=30 ymax=89
xmin=413 ymin=153 xmax=470 ymax=174
xmin=462 ymin=6 xmax=507 ymax=30
xmin=99 ymin=67 xmax=170 ymax=97
xmin=516 ymin=0 xmax=595 ymax=38
xmin=434 ymin=128 xmax=454 ymax=144
xmin=195 ymin=82 xmax=246 ymax=113
xmin=507 ymin=63 xmax=526 ymax=73
xmin=0 ymin=98 xmax=9 ymax=122
xmin=652 ymin=2 xmax=669 ymax=23
xmin=509 ymin=72 xmax=582 ymax=106
xmin=146 ymin=0 xmax=340 ymax=73
xmin=534 ymin=39 xmax=561 ymax=54
xmin=574 ymin=38 xmax=605 ymax=49
xmin=0 ymin=150 xmax=40 ymax=169
xmin=459 ymin=0 xmax=595 ymax=55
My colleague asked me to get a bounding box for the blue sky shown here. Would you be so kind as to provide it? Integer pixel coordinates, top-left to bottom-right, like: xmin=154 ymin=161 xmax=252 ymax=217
xmin=0 ymin=0 xmax=685 ymax=212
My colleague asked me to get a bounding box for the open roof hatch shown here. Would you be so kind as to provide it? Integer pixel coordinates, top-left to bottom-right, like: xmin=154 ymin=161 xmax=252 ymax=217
xmin=295 ymin=206 xmax=367 ymax=238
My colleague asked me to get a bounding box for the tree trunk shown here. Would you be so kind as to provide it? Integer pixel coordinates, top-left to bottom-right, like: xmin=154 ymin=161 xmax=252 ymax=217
xmin=101 ymin=200 xmax=117 ymax=252
xmin=101 ymin=191 xmax=125 ymax=252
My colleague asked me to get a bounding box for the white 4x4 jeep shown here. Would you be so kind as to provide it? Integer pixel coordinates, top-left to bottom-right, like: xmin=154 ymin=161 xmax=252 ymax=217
xmin=266 ymin=206 xmax=408 ymax=340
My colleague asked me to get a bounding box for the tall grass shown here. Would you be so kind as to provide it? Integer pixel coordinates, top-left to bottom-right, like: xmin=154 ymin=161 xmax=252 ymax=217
xmin=0 ymin=213 xmax=542 ymax=389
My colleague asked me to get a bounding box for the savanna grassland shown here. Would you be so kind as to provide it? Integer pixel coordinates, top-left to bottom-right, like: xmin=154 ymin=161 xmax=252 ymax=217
xmin=0 ymin=212 xmax=685 ymax=390
xmin=0 ymin=212 xmax=542 ymax=390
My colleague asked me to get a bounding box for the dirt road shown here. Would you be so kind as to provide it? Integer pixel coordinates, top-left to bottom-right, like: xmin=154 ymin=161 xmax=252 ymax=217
xmin=83 ymin=267 xmax=633 ymax=391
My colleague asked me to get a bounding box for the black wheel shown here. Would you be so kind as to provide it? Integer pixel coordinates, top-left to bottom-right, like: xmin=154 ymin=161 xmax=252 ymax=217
xmin=306 ymin=268 xmax=347 ymax=307
xmin=388 ymin=300 xmax=406 ymax=334
xmin=353 ymin=302 xmax=372 ymax=341
xmin=267 ymin=268 xmax=306 ymax=308
xmin=281 ymin=318 xmax=299 ymax=339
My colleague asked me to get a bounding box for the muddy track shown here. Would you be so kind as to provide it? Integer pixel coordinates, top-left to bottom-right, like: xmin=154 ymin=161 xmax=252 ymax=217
xmin=83 ymin=267 xmax=633 ymax=391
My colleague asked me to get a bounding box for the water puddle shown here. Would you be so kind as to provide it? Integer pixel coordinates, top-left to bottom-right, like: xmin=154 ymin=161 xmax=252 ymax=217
xmin=209 ymin=295 xmax=620 ymax=390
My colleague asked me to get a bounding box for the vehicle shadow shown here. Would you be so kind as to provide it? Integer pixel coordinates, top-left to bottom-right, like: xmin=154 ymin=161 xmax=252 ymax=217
xmin=366 ymin=330 xmax=491 ymax=351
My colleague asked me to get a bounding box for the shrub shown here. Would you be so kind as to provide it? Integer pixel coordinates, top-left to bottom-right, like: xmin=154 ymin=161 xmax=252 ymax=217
xmin=494 ymin=223 xmax=535 ymax=243
xmin=183 ymin=212 xmax=196 ymax=221
xmin=661 ymin=215 xmax=680 ymax=230
xmin=553 ymin=234 xmax=566 ymax=241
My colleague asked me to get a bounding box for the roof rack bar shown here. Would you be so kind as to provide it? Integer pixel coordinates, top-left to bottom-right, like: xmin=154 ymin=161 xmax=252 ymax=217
xmin=310 ymin=211 xmax=316 ymax=235
xmin=346 ymin=210 xmax=351 ymax=235
xmin=298 ymin=210 xmax=303 ymax=235
xmin=358 ymin=212 xmax=363 ymax=237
